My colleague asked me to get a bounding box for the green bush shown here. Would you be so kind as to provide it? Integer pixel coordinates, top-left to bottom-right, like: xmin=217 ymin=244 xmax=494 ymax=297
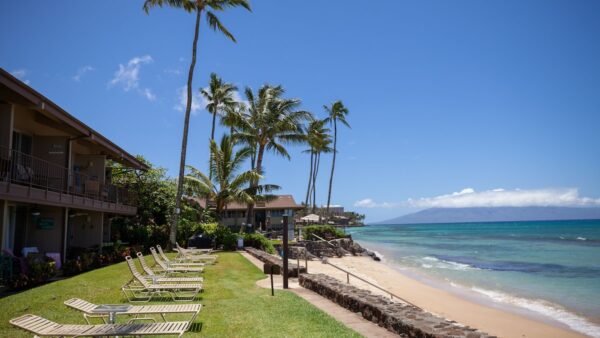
xmin=303 ymin=225 xmax=346 ymax=240
xmin=243 ymin=233 xmax=275 ymax=254
xmin=178 ymin=222 xmax=238 ymax=250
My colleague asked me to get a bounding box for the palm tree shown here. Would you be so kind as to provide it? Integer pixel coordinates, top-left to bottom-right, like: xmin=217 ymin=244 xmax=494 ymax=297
xmin=201 ymin=73 xmax=238 ymax=143
xmin=221 ymin=102 xmax=247 ymax=136
xmin=324 ymin=100 xmax=350 ymax=213
xmin=184 ymin=135 xmax=278 ymax=220
xmin=143 ymin=0 xmax=251 ymax=247
xmin=236 ymin=85 xmax=312 ymax=223
xmin=304 ymin=119 xmax=332 ymax=212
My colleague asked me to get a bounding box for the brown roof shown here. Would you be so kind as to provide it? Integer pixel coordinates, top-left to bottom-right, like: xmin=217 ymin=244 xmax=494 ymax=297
xmin=0 ymin=68 xmax=148 ymax=170
xmin=190 ymin=195 xmax=303 ymax=211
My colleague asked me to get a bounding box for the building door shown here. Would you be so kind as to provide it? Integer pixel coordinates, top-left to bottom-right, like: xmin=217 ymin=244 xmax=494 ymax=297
xmin=2 ymin=206 xmax=16 ymax=252
xmin=12 ymin=206 xmax=27 ymax=256
xmin=255 ymin=211 xmax=266 ymax=231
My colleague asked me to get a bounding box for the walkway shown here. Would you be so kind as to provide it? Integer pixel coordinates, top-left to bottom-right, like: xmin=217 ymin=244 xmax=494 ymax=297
xmin=240 ymin=251 xmax=396 ymax=338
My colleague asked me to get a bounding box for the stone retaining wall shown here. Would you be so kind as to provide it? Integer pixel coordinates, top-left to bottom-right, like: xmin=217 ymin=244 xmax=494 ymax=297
xmin=244 ymin=247 xmax=307 ymax=277
xmin=299 ymin=273 xmax=494 ymax=338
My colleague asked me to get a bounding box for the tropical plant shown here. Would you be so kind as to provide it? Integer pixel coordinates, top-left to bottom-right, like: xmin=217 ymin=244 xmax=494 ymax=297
xmin=221 ymin=102 xmax=247 ymax=136
xmin=304 ymin=118 xmax=332 ymax=212
xmin=143 ymin=0 xmax=251 ymax=247
xmin=201 ymin=72 xmax=239 ymax=143
xmin=302 ymin=225 xmax=346 ymax=240
xmin=236 ymin=85 xmax=312 ymax=223
xmin=184 ymin=135 xmax=279 ymax=221
xmin=324 ymin=100 xmax=350 ymax=212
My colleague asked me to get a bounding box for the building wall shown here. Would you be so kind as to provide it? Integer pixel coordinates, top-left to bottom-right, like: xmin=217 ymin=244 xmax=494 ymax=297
xmin=32 ymin=136 xmax=69 ymax=168
xmin=0 ymin=199 xmax=5 ymax=249
xmin=24 ymin=205 xmax=64 ymax=254
xmin=69 ymin=211 xmax=103 ymax=249
xmin=0 ymin=103 xmax=13 ymax=156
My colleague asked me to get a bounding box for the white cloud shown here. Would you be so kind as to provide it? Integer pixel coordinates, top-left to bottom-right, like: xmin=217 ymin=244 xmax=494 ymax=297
xmin=72 ymin=65 xmax=94 ymax=81
xmin=354 ymin=198 xmax=398 ymax=208
xmin=141 ymin=88 xmax=156 ymax=101
xmin=407 ymin=187 xmax=600 ymax=208
xmin=109 ymin=55 xmax=153 ymax=91
xmin=355 ymin=187 xmax=600 ymax=209
xmin=11 ymin=69 xmax=30 ymax=84
xmin=109 ymin=55 xmax=157 ymax=101
xmin=175 ymin=86 xmax=206 ymax=115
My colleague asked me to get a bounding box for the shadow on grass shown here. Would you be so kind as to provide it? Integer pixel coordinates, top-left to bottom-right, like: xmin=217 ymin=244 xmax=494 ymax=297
xmin=188 ymin=322 xmax=203 ymax=332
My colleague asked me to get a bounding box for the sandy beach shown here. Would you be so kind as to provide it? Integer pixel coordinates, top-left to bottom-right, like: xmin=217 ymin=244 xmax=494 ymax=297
xmin=302 ymin=255 xmax=586 ymax=338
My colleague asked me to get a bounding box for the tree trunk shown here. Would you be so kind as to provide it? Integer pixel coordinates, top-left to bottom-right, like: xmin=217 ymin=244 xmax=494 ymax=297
xmin=170 ymin=9 xmax=202 ymax=249
xmin=210 ymin=110 xmax=217 ymax=141
xmin=246 ymin=143 xmax=265 ymax=225
xmin=326 ymin=119 xmax=337 ymax=212
xmin=305 ymin=150 xmax=314 ymax=207
xmin=312 ymin=152 xmax=320 ymax=213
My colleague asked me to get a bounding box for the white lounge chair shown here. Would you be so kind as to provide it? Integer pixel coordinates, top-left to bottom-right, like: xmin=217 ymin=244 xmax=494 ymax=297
xmin=64 ymin=298 xmax=201 ymax=324
xmin=150 ymin=247 xmax=204 ymax=270
xmin=122 ymin=256 xmax=202 ymax=302
xmin=158 ymin=245 xmax=204 ymax=266
xmin=135 ymin=252 xmax=204 ymax=277
xmin=175 ymin=243 xmax=217 ymax=263
xmin=10 ymin=314 xmax=189 ymax=337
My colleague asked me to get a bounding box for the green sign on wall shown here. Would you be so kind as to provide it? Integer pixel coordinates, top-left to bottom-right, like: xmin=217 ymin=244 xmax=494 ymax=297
xmin=38 ymin=218 xmax=55 ymax=230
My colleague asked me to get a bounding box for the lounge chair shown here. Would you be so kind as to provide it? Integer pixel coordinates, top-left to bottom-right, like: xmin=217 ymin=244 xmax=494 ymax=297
xmin=64 ymin=298 xmax=201 ymax=324
xmin=122 ymin=256 xmax=202 ymax=302
xmin=150 ymin=247 xmax=204 ymax=269
xmin=10 ymin=314 xmax=189 ymax=337
xmin=158 ymin=245 xmax=204 ymax=266
xmin=179 ymin=243 xmax=213 ymax=254
xmin=175 ymin=243 xmax=218 ymax=263
xmin=127 ymin=256 xmax=202 ymax=284
xmin=136 ymin=252 xmax=204 ymax=276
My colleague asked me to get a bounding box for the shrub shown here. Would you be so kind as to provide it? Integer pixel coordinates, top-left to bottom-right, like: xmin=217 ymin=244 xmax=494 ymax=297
xmin=243 ymin=233 xmax=275 ymax=254
xmin=303 ymin=225 xmax=346 ymax=240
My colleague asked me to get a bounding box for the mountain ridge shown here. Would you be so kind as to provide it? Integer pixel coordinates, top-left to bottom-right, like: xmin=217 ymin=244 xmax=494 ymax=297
xmin=373 ymin=207 xmax=600 ymax=225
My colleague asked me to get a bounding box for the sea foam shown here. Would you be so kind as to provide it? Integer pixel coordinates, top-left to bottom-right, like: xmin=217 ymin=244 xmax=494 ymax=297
xmin=471 ymin=287 xmax=600 ymax=337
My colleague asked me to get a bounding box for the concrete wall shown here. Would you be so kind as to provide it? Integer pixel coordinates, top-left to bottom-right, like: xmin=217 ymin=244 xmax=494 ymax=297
xmin=69 ymin=211 xmax=102 ymax=249
xmin=25 ymin=205 xmax=64 ymax=254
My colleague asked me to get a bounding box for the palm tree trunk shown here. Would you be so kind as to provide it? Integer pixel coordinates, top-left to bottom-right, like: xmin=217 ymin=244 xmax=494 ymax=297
xmin=305 ymin=150 xmax=314 ymax=207
xmin=246 ymin=143 xmax=265 ymax=225
xmin=326 ymin=119 xmax=337 ymax=212
xmin=170 ymin=9 xmax=202 ymax=248
xmin=312 ymin=152 xmax=320 ymax=213
xmin=210 ymin=110 xmax=217 ymax=141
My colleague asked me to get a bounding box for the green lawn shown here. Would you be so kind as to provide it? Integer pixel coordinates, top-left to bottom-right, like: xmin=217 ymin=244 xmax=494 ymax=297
xmin=0 ymin=252 xmax=361 ymax=337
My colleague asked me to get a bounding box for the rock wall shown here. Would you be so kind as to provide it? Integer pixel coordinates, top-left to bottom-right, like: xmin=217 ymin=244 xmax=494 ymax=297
xmin=244 ymin=247 xmax=307 ymax=277
xmin=299 ymin=273 xmax=494 ymax=338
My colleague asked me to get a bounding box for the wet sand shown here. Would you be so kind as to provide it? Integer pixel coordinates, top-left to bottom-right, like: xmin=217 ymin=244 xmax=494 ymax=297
xmin=304 ymin=255 xmax=586 ymax=338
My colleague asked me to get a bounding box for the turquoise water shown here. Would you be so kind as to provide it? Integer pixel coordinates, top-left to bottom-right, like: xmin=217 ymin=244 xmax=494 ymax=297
xmin=348 ymin=220 xmax=600 ymax=337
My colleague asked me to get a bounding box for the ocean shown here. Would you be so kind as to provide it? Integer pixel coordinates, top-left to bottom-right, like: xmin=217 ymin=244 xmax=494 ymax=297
xmin=347 ymin=219 xmax=600 ymax=337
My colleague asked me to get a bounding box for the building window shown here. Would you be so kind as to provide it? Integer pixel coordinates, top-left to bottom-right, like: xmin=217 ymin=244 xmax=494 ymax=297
xmin=270 ymin=209 xmax=284 ymax=217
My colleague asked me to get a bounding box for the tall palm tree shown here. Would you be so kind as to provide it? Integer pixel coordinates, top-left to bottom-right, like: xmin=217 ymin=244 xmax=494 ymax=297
xmin=304 ymin=119 xmax=332 ymax=211
xmin=324 ymin=100 xmax=350 ymax=213
xmin=143 ymin=0 xmax=251 ymax=247
xmin=184 ymin=135 xmax=278 ymax=220
xmin=201 ymin=73 xmax=238 ymax=143
xmin=236 ymin=85 xmax=312 ymax=223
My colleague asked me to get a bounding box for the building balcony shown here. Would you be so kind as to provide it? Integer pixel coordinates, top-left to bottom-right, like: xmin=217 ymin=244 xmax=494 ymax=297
xmin=0 ymin=146 xmax=137 ymax=215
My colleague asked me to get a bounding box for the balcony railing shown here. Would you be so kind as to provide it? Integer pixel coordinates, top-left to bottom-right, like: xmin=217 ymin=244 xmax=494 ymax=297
xmin=0 ymin=146 xmax=135 ymax=206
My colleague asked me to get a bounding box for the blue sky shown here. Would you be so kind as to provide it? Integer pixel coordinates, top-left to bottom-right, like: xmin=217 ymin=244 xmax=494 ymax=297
xmin=2 ymin=1 xmax=599 ymax=222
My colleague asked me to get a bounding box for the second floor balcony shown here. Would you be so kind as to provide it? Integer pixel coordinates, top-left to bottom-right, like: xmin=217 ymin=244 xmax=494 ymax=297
xmin=0 ymin=146 xmax=137 ymax=215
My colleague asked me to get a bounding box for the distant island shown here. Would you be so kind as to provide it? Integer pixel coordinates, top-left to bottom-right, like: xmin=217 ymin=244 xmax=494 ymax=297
xmin=374 ymin=207 xmax=600 ymax=225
